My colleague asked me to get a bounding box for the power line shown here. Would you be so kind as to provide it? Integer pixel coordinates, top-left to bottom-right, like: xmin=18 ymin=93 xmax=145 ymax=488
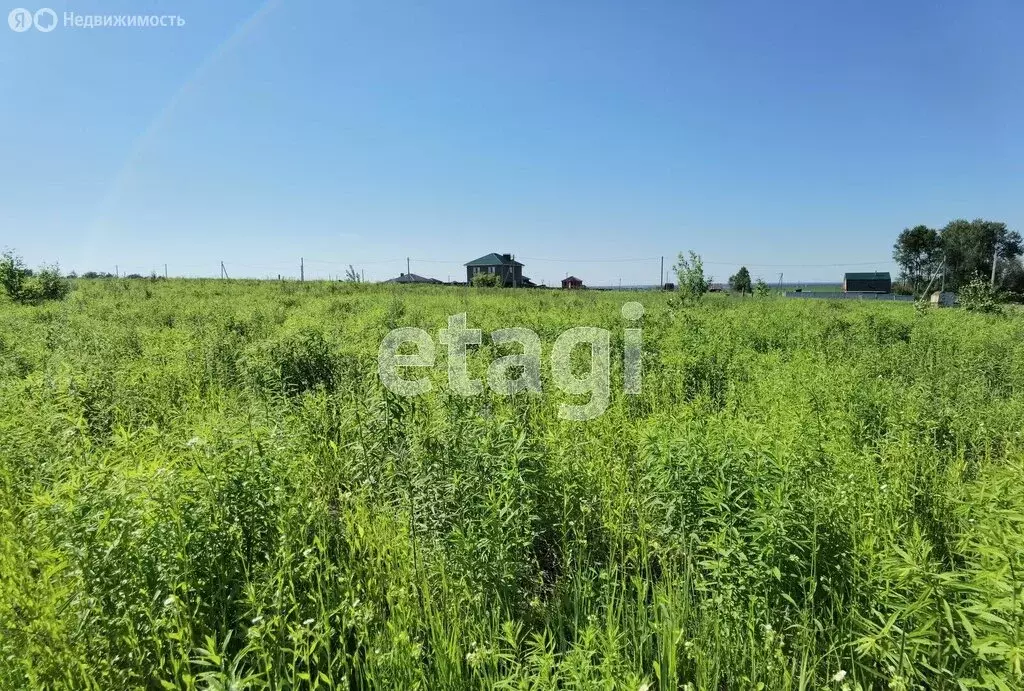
xmin=518 ymin=256 xmax=660 ymax=263
xmin=702 ymin=259 xmax=894 ymax=268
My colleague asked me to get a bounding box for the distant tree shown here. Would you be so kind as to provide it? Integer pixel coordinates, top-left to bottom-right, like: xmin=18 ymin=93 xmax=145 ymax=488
xmin=893 ymin=225 xmax=942 ymax=293
xmin=754 ymin=278 xmax=770 ymax=297
xmin=673 ymin=251 xmax=710 ymax=302
xmin=940 ymin=219 xmax=1022 ymax=290
xmin=344 ymin=265 xmax=361 ymax=283
xmin=728 ymin=266 xmax=752 ymax=295
xmin=472 ymin=272 xmax=500 ymax=288
xmin=998 ymin=257 xmax=1024 ymax=301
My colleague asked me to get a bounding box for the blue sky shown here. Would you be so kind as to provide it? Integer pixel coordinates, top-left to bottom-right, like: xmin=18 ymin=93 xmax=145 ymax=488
xmin=2 ymin=0 xmax=1022 ymax=285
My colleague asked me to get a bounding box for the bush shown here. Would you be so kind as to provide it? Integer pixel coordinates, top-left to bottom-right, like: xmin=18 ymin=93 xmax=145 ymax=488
xmin=673 ymin=250 xmax=710 ymax=302
xmin=0 ymin=251 xmax=28 ymax=300
xmin=0 ymin=251 xmax=71 ymax=304
xmin=31 ymin=265 xmax=72 ymax=301
xmin=242 ymin=328 xmax=340 ymax=396
xmin=471 ymin=272 xmax=500 ymax=287
xmin=959 ymin=276 xmax=1003 ymax=315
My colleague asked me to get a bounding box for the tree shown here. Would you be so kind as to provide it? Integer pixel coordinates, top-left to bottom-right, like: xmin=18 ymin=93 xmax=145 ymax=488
xmin=673 ymin=251 xmax=710 ymax=302
xmin=344 ymin=265 xmax=361 ymax=283
xmin=728 ymin=266 xmax=752 ymax=295
xmin=940 ymin=219 xmax=1022 ymax=290
xmin=998 ymin=257 xmax=1024 ymax=301
xmin=754 ymin=278 xmax=770 ymax=297
xmin=892 ymin=225 xmax=942 ymax=293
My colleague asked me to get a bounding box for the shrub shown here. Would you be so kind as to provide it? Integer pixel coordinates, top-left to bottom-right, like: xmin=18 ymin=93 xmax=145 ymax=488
xmin=242 ymin=328 xmax=339 ymax=396
xmin=673 ymin=250 xmax=710 ymax=302
xmin=30 ymin=264 xmax=72 ymax=301
xmin=472 ymin=272 xmax=500 ymax=287
xmin=959 ymin=276 xmax=1003 ymax=315
xmin=0 ymin=250 xmax=29 ymax=300
xmin=0 ymin=251 xmax=71 ymax=304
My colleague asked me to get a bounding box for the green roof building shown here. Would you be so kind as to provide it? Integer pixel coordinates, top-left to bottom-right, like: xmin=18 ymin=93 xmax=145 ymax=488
xmin=465 ymin=253 xmax=533 ymax=287
xmin=843 ymin=272 xmax=891 ymax=293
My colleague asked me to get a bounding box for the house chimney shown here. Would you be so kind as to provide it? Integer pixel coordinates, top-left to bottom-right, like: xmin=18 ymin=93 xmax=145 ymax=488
xmin=501 ymin=253 xmax=512 ymax=262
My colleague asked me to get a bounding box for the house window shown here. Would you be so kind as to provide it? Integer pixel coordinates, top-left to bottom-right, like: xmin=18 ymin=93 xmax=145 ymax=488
xmin=488 ymin=266 xmax=494 ymax=273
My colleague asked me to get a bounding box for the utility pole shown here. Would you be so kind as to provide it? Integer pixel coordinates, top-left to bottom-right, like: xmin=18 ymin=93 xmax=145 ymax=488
xmin=115 ymin=265 xmax=118 ymax=278
xmin=777 ymin=272 xmax=784 ymax=290
xmin=164 ymin=264 xmax=168 ymax=279
xmin=220 ymin=261 xmax=229 ymax=279
xmin=300 ymin=258 xmax=304 ymax=282
xmin=941 ymin=253 xmax=946 ymax=293
xmin=362 ymin=269 xmax=365 ymax=282
xmin=660 ymin=256 xmax=664 ymax=287
xmin=991 ymin=239 xmax=999 ymax=288
xmin=406 ymin=257 xmax=410 ymax=276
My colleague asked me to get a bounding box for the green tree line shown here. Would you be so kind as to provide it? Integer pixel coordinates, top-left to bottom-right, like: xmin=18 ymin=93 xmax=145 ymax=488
xmin=893 ymin=219 xmax=1023 ymax=296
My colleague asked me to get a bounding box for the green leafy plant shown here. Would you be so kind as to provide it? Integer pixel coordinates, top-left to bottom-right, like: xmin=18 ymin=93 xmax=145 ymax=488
xmin=673 ymin=250 xmax=710 ymax=302
xmin=958 ymin=276 xmax=1003 ymax=314
xmin=729 ymin=266 xmax=752 ymax=295
xmin=0 ymin=251 xmax=70 ymax=303
xmin=1 ymin=280 xmax=1022 ymax=690
xmin=472 ymin=272 xmax=500 ymax=287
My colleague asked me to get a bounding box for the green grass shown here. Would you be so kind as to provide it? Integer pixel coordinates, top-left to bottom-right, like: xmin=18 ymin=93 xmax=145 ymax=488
xmin=1 ymin=279 xmax=1022 ymax=689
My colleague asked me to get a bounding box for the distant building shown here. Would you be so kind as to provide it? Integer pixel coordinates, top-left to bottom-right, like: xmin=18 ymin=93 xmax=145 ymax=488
xmin=843 ymin=272 xmax=891 ymax=293
xmin=465 ymin=253 xmax=535 ymax=287
xmin=708 ymin=282 xmax=727 ymax=293
xmin=561 ymin=275 xmax=583 ymax=289
xmin=383 ymin=273 xmax=442 ymax=284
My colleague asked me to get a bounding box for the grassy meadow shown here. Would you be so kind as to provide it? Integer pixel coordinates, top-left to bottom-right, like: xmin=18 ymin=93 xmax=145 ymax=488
xmin=1 ymin=279 xmax=1023 ymax=690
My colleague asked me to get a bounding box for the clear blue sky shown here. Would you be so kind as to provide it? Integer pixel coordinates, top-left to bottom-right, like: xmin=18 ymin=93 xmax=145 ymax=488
xmin=2 ymin=0 xmax=1022 ymax=284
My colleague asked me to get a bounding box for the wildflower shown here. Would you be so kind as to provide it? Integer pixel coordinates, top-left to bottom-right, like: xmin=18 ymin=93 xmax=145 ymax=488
xmin=832 ymin=670 xmax=847 ymax=682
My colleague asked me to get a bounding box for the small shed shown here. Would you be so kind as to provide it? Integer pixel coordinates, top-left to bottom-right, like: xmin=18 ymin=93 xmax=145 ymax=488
xmin=930 ymin=291 xmax=956 ymax=307
xmin=843 ymin=272 xmax=891 ymax=293
xmin=561 ymin=275 xmax=583 ymax=289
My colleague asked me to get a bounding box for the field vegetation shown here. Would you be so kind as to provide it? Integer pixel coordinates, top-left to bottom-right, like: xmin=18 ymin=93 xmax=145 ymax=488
xmin=1 ymin=280 xmax=1023 ymax=689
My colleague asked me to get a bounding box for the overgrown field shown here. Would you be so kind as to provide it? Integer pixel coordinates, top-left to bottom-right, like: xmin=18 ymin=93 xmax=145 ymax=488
xmin=1 ymin=280 xmax=1023 ymax=690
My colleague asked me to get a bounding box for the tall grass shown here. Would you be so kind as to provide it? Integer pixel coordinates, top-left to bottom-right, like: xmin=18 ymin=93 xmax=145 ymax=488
xmin=1 ymin=280 xmax=1022 ymax=689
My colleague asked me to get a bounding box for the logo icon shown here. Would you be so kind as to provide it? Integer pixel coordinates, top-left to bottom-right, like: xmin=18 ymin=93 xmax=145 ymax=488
xmin=33 ymin=7 xmax=56 ymax=31
xmin=8 ymin=7 xmax=32 ymax=31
